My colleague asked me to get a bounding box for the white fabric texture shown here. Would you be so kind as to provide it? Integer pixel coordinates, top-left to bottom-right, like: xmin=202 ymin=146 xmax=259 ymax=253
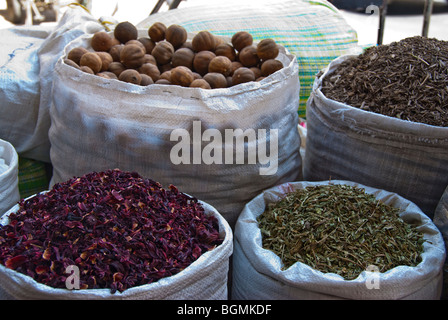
xmin=0 ymin=198 xmax=232 ymax=300
xmin=0 ymin=26 xmax=50 ymax=161
xmin=303 ymin=55 xmax=448 ymax=220
xmin=0 ymin=139 xmax=20 ymax=216
xmin=49 ymin=31 xmax=302 ymax=230
xmin=232 ymin=180 xmax=446 ymax=300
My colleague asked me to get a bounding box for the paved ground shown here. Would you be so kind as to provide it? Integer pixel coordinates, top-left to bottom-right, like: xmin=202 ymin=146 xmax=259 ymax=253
xmin=0 ymin=0 xmax=447 ymax=47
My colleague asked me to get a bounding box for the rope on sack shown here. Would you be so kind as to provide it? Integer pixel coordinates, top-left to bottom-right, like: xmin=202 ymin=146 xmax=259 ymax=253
xmin=68 ymin=2 xmax=116 ymax=31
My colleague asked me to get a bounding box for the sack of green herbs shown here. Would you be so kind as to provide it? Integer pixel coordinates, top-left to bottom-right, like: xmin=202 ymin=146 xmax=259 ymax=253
xmin=232 ymin=180 xmax=446 ymax=300
xmin=304 ymin=37 xmax=448 ymax=220
xmin=0 ymin=169 xmax=232 ymax=300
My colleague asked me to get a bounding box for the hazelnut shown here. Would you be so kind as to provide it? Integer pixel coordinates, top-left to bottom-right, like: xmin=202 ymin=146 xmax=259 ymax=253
xmin=192 ymin=31 xmax=216 ymax=52
xmin=203 ymin=72 xmax=227 ymax=89
xmin=108 ymin=61 xmax=126 ymax=77
xmin=256 ymin=38 xmax=279 ymax=61
xmin=138 ymin=37 xmax=156 ymax=54
xmin=96 ymin=51 xmax=113 ymax=72
xmin=91 ymin=31 xmax=114 ymax=52
xmin=190 ymin=78 xmax=211 ymax=89
xmin=148 ymin=22 xmax=166 ymax=42
xmin=140 ymin=74 xmax=154 ymax=86
xmin=208 ymin=56 xmax=232 ymax=76
xmin=120 ymin=44 xmax=145 ymax=69
xmin=118 ymin=69 xmax=142 ymax=84
xmin=231 ymin=31 xmax=253 ymax=52
xmin=80 ymin=52 xmax=102 ymax=74
xmin=67 ymin=47 xmax=88 ymax=65
xmin=151 ymin=41 xmax=174 ymax=65
xmin=165 ymin=24 xmax=188 ymax=49
xmin=139 ymin=63 xmax=160 ymax=82
xmin=193 ymin=50 xmax=216 ymax=76
xmin=109 ymin=44 xmax=124 ymax=62
xmin=238 ymin=45 xmax=260 ymax=67
xmin=232 ymin=67 xmax=255 ymax=85
xmin=114 ymin=21 xmax=138 ymax=44
xmin=215 ymin=43 xmax=236 ymax=61
xmin=170 ymin=66 xmax=195 ymax=87
xmin=172 ymin=47 xmax=195 ymax=69
xmin=261 ymin=59 xmax=283 ymax=77
xmin=63 ymin=58 xmax=79 ymax=69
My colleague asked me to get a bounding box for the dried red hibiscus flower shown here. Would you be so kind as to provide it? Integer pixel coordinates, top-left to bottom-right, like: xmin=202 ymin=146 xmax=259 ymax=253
xmin=0 ymin=169 xmax=223 ymax=293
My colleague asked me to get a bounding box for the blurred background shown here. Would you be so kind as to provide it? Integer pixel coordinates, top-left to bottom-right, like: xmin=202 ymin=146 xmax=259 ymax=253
xmin=0 ymin=0 xmax=447 ymax=47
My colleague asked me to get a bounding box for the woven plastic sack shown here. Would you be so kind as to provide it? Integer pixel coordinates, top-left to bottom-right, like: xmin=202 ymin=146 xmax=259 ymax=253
xmin=0 ymin=26 xmax=50 ymax=162
xmin=0 ymin=196 xmax=232 ymax=300
xmin=49 ymin=31 xmax=302 ymax=230
xmin=136 ymin=0 xmax=362 ymax=118
xmin=303 ymin=54 xmax=448 ymax=219
xmin=0 ymin=139 xmax=20 ymax=216
xmin=232 ymin=180 xmax=446 ymax=300
xmin=433 ymin=186 xmax=448 ymax=299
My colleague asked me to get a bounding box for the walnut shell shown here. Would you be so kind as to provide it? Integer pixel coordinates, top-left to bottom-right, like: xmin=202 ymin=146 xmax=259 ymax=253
xmin=114 ymin=21 xmax=138 ymax=44
xmin=192 ymin=31 xmax=216 ymax=52
xmin=232 ymin=67 xmax=255 ymax=85
xmin=171 ymin=66 xmax=195 ymax=87
xmin=193 ymin=50 xmax=216 ymax=76
xmin=231 ymin=31 xmax=253 ymax=52
xmin=91 ymin=31 xmax=114 ymax=52
xmin=165 ymin=24 xmax=188 ymax=49
xmin=139 ymin=63 xmax=161 ymax=82
xmin=67 ymin=47 xmax=88 ymax=65
xmin=120 ymin=44 xmax=145 ymax=69
xmin=148 ymin=22 xmax=166 ymax=42
xmin=261 ymin=59 xmax=283 ymax=76
xmin=256 ymin=38 xmax=279 ymax=60
xmin=203 ymin=72 xmax=227 ymax=89
xmin=238 ymin=45 xmax=260 ymax=68
xmin=118 ymin=69 xmax=142 ymax=84
xmin=80 ymin=52 xmax=102 ymax=74
xmin=172 ymin=47 xmax=195 ymax=69
xmin=208 ymin=56 xmax=232 ymax=76
xmin=151 ymin=41 xmax=174 ymax=65
xmin=190 ymin=78 xmax=211 ymax=89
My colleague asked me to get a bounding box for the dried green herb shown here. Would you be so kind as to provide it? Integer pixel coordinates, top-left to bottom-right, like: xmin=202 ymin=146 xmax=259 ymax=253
xmin=257 ymin=184 xmax=425 ymax=280
xmin=321 ymin=36 xmax=448 ymax=127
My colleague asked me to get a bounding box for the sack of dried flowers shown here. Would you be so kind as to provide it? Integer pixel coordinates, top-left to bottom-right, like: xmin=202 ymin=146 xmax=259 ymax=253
xmin=0 ymin=169 xmax=232 ymax=300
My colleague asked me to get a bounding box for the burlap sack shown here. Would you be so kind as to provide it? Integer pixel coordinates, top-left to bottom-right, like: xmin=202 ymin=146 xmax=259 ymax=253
xmin=232 ymin=180 xmax=446 ymax=300
xmin=303 ymin=54 xmax=448 ymax=219
xmin=0 ymin=197 xmax=232 ymax=300
xmin=49 ymin=30 xmax=302 ymax=230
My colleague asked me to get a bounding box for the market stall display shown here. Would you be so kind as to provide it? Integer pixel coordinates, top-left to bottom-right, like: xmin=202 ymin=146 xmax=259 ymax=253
xmin=0 ymin=169 xmax=232 ymax=299
xmin=232 ymin=181 xmax=446 ymax=300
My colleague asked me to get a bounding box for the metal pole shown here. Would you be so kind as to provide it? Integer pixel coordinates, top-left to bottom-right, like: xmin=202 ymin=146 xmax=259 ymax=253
xmin=422 ymin=0 xmax=434 ymax=37
xmin=377 ymin=0 xmax=388 ymax=45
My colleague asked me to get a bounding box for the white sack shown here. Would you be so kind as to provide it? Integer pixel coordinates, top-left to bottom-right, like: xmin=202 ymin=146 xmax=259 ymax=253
xmin=232 ymin=180 xmax=446 ymax=300
xmin=0 ymin=26 xmax=50 ymax=161
xmin=49 ymin=32 xmax=302 ymax=229
xmin=0 ymin=197 xmax=232 ymax=300
xmin=0 ymin=139 xmax=20 ymax=216
xmin=303 ymin=55 xmax=448 ymax=219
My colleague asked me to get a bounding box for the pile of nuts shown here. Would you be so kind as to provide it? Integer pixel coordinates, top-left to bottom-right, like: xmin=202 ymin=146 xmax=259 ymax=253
xmin=64 ymin=21 xmax=284 ymax=89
